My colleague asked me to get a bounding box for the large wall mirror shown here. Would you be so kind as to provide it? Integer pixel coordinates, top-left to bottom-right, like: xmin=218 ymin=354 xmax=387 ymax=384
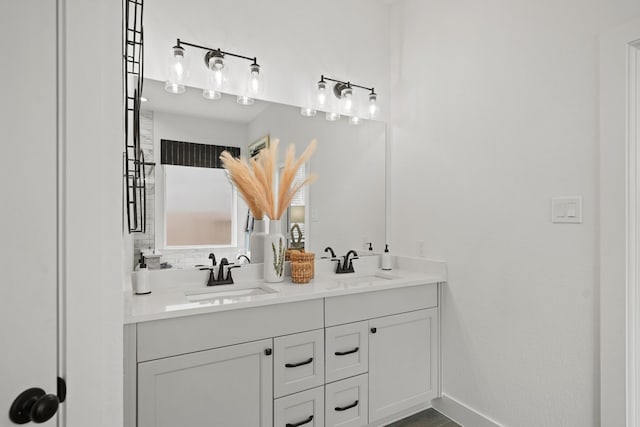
xmin=141 ymin=78 xmax=386 ymax=261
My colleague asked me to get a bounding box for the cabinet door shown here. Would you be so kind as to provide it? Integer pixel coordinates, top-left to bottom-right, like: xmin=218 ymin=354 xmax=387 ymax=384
xmin=325 ymin=374 xmax=368 ymax=427
xmin=369 ymin=309 xmax=439 ymax=423
xmin=325 ymin=321 xmax=369 ymax=383
xmin=274 ymin=329 xmax=325 ymax=397
xmin=138 ymin=339 xmax=273 ymax=427
xmin=274 ymin=386 xmax=324 ymax=427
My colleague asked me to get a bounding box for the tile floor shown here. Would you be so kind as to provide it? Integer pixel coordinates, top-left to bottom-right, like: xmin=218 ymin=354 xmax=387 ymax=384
xmin=387 ymin=408 xmax=462 ymax=427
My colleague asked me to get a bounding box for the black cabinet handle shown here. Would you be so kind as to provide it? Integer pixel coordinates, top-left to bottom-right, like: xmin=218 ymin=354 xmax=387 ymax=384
xmin=334 ymin=347 xmax=359 ymax=356
xmin=285 ymin=357 xmax=313 ymax=368
xmin=265 ymin=348 xmax=272 ymax=356
xmin=335 ymin=400 xmax=359 ymax=412
xmin=286 ymin=415 xmax=314 ymax=427
xmin=370 ymin=327 xmax=377 ymax=334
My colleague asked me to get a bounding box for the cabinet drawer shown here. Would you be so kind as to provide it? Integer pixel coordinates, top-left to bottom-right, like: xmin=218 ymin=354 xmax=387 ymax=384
xmin=274 ymin=329 xmax=325 ymax=398
xmin=325 ymin=284 xmax=437 ymax=326
xmin=325 ymin=374 xmax=368 ymax=427
xmin=137 ymin=299 xmax=323 ymax=362
xmin=325 ymin=321 xmax=368 ymax=383
xmin=274 ymin=386 xmax=324 ymax=427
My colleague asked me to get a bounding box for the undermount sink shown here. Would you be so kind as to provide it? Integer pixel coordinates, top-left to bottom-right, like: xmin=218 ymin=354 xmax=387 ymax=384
xmin=334 ymin=272 xmax=401 ymax=287
xmin=185 ymin=284 xmax=278 ymax=304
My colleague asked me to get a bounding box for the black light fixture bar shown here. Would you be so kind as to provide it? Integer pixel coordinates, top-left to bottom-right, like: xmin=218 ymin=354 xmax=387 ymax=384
xmin=320 ymin=74 xmax=375 ymax=94
xmin=175 ymin=38 xmax=258 ymax=65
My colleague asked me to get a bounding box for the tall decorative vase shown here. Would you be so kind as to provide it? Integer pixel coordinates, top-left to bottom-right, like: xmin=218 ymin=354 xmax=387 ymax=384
xmin=249 ymin=219 xmax=266 ymax=264
xmin=264 ymin=220 xmax=285 ymax=283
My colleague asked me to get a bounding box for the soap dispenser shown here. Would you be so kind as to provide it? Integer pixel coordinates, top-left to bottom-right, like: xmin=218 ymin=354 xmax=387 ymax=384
xmin=381 ymin=244 xmax=392 ymax=271
xmin=134 ymin=255 xmax=151 ymax=295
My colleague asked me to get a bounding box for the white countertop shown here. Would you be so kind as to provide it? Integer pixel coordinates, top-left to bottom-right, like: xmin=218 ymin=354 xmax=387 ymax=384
xmin=124 ymin=256 xmax=447 ymax=324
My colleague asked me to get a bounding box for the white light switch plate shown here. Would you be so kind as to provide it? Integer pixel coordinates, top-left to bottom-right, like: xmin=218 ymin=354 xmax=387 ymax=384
xmin=551 ymin=196 xmax=582 ymax=223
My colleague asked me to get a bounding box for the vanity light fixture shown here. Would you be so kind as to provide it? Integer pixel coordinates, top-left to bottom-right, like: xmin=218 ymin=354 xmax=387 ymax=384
xmin=300 ymin=107 xmax=316 ymax=117
xmin=165 ymin=38 xmax=262 ymax=105
xmin=313 ymin=75 xmax=379 ymax=122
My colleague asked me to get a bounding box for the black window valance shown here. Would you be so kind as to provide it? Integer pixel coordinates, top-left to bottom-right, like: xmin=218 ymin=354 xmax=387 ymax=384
xmin=160 ymin=139 xmax=241 ymax=169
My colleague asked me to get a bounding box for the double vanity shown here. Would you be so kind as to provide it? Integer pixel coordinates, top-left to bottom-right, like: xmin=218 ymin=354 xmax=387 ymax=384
xmin=123 ymin=256 xmax=446 ymax=427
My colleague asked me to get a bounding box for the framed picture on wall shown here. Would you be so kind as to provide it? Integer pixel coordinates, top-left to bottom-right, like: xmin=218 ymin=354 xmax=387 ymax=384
xmin=249 ymin=134 xmax=270 ymax=158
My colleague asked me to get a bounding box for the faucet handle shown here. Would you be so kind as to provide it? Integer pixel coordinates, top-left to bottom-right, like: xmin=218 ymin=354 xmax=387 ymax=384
xmin=225 ymin=265 xmax=241 ymax=281
xmin=208 ymin=253 xmax=217 ymax=267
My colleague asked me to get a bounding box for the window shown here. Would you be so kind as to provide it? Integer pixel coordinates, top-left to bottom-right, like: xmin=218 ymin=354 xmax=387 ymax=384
xmin=164 ymin=165 xmax=236 ymax=247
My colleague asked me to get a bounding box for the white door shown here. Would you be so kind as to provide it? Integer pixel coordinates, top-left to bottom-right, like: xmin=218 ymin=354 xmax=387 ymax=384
xmin=138 ymin=339 xmax=273 ymax=427
xmin=368 ymin=309 xmax=439 ymax=423
xmin=0 ymin=2 xmax=60 ymax=426
xmin=600 ymin=17 xmax=640 ymax=427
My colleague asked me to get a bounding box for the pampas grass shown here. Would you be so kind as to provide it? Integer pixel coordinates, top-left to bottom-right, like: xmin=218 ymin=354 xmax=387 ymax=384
xmin=220 ymin=139 xmax=317 ymax=221
xmin=220 ymin=151 xmax=266 ymax=220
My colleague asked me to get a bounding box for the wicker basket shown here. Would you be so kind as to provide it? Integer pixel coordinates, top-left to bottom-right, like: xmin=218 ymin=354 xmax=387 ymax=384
xmin=290 ymin=251 xmax=314 ymax=263
xmin=285 ymin=249 xmax=301 ymax=261
xmin=291 ymin=261 xmax=314 ymax=284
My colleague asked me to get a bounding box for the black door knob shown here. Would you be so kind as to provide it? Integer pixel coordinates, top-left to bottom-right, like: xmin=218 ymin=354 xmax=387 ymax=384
xmin=370 ymin=327 xmax=377 ymax=334
xmin=9 ymin=388 xmax=59 ymax=424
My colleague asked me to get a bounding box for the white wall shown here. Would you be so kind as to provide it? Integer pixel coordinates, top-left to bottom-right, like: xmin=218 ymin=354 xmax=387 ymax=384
xmin=247 ymin=103 xmax=386 ymax=255
xmin=143 ymin=0 xmax=391 ymax=120
xmin=389 ymin=1 xmax=640 ymax=426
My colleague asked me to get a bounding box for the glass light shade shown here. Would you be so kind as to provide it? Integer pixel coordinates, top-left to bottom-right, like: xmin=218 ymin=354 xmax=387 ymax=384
xmin=325 ymin=111 xmax=340 ymax=121
xmin=165 ymin=45 xmax=187 ymax=94
xmin=246 ymin=63 xmax=262 ymax=97
xmin=300 ymin=107 xmax=316 ymax=117
xmin=202 ymin=89 xmax=221 ymax=100
xmin=316 ymin=80 xmax=327 ymax=108
xmin=340 ymin=86 xmax=354 ymax=115
xmin=348 ymin=116 xmax=361 ymax=125
xmin=237 ymin=95 xmax=254 ymax=105
xmin=368 ymin=92 xmax=379 ymax=119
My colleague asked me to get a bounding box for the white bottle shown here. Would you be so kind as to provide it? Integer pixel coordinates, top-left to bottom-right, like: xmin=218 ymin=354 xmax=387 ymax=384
xmin=381 ymin=244 xmax=392 ymax=271
xmin=134 ymin=256 xmax=151 ymax=295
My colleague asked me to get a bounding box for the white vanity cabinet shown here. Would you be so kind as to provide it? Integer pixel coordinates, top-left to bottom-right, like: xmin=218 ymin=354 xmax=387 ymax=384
xmin=137 ymin=339 xmax=273 ymax=427
xmin=368 ymin=309 xmax=439 ymax=423
xmin=125 ymin=282 xmax=442 ymax=427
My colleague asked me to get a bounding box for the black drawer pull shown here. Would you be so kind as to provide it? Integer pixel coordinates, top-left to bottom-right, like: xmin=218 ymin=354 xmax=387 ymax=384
xmin=370 ymin=327 xmax=377 ymax=334
xmin=335 ymin=400 xmax=359 ymax=412
xmin=285 ymin=357 xmax=313 ymax=368
xmin=334 ymin=347 xmax=359 ymax=356
xmin=286 ymin=415 xmax=314 ymax=427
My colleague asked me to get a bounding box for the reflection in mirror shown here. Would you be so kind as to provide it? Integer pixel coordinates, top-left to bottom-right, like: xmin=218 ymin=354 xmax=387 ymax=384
xmin=138 ymin=78 xmax=386 ymax=268
xmin=164 ymin=166 xmax=235 ymax=247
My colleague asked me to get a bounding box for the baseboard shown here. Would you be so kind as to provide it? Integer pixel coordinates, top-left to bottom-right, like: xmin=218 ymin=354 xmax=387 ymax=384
xmin=432 ymin=395 xmax=504 ymax=427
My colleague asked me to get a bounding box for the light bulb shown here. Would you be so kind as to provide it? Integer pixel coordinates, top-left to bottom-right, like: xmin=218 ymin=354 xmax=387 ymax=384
xmin=202 ymin=89 xmax=221 ymax=100
xmin=165 ymin=45 xmax=186 ymax=94
xmin=348 ymin=116 xmax=361 ymax=125
xmin=237 ymin=95 xmax=254 ymax=105
xmin=317 ymin=80 xmax=327 ymax=108
xmin=248 ymin=63 xmax=261 ymax=95
xmin=326 ymin=111 xmax=340 ymax=121
xmin=368 ymin=91 xmax=379 ymax=119
xmin=301 ymin=107 xmax=316 ymax=117
xmin=340 ymin=85 xmax=354 ymax=115
xmin=244 ymin=62 xmax=262 ymax=100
